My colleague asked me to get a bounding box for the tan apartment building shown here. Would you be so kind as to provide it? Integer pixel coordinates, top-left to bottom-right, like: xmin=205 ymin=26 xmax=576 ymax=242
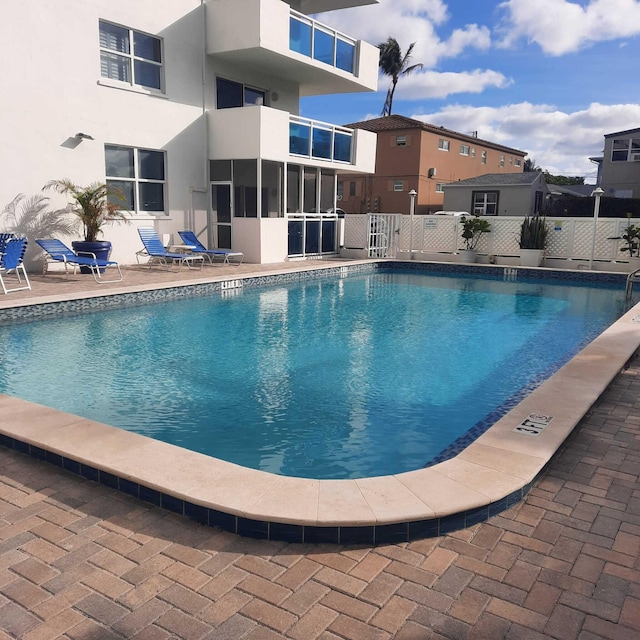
xmin=339 ymin=115 xmax=527 ymax=215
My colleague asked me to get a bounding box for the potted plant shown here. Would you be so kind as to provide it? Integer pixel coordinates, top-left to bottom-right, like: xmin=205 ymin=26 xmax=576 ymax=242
xmin=459 ymin=214 xmax=491 ymax=263
xmin=43 ymin=179 xmax=128 ymax=272
xmin=614 ymin=215 xmax=640 ymax=270
xmin=518 ymin=215 xmax=548 ymax=267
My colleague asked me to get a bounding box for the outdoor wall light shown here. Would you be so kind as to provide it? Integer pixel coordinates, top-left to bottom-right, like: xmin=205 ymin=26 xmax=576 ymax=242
xmin=75 ymin=132 xmax=94 ymax=140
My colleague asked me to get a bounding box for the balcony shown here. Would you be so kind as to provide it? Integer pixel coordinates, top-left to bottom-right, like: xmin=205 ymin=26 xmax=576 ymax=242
xmin=207 ymin=106 xmax=376 ymax=172
xmin=205 ymin=0 xmax=378 ymax=96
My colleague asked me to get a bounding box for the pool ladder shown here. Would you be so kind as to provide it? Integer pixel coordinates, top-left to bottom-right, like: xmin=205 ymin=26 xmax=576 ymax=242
xmin=624 ymin=267 xmax=640 ymax=308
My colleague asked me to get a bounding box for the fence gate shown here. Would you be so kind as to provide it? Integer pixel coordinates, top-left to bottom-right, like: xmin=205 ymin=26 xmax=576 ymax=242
xmin=368 ymin=214 xmax=401 ymax=257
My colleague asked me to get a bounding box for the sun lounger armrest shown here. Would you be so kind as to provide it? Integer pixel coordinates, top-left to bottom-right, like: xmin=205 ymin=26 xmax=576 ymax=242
xmin=75 ymin=250 xmax=98 ymax=259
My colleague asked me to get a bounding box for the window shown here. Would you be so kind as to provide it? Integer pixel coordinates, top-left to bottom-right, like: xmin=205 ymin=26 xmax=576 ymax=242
xmin=396 ymin=135 xmax=407 ymax=146
xmin=499 ymin=155 xmax=505 ymax=167
xmin=349 ymin=181 xmax=356 ymax=197
xmin=234 ymin=160 xmax=258 ymax=217
xmin=435 ymin=183 xmax=444 ymax=193
xmin=438 ymin=139 xmax=450 ymax=151
xmin=471 ymin=148 xmax=476 ymax=158
xmin=481 ymin=151 xmax=487 ymax=165
xmin=105 ymin=145 xmax=165 ymax=213
xmin=216 ymin=77 xmax=266 ymax=109
xmin=393 ymin=180 xmax=404 ymax=192
xmin=460 ymin=144 xmax=470 ymax=156
xmin=99 ymin=21 xmax=163 ymax=91
xmin=612 ymin=137 xmax=640 ymax=162
xmin=509 ymin=157 xmax=513 ymax=165
xmin=472 ymin=191 xmax=498 ymax=216
xmin=515 ymin=158 xmax=522 ymax=167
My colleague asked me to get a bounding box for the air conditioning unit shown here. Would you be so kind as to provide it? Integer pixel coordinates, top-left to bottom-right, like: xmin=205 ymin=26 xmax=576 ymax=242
xmin=428 ymin=167 xmax=437 ymax=178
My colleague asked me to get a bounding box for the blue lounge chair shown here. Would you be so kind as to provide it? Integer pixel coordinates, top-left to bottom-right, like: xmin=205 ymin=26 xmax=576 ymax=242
xmin=136 ymin=227 xmax=204 ymax=270
xmin=178 ymin=230 xmax=244 ymax=265
xmin=0 ymin=237 xmax=31 ymax=294
xmin=36 ymin=238 xmax=123 ymax=283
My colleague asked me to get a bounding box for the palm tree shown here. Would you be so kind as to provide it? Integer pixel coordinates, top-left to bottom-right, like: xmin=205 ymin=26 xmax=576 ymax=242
xmin=378 ymin=38 xmax=423 ymax=116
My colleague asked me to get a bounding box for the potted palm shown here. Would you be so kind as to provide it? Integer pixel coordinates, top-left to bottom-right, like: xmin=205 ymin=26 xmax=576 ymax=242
xmin=44 ymin=179 xmax=128 ymax=272
xmin=459 ymin=214 xmax=491 ymax=263
xmin=615 ymin=216 xmax=640 ymax=270
xmin=518 ymin=215 xmax=548 ymax=267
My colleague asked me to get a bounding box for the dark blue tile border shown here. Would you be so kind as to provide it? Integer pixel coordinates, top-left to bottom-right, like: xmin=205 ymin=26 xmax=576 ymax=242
xmin=0 ymin=433 xmax=544 ymax=544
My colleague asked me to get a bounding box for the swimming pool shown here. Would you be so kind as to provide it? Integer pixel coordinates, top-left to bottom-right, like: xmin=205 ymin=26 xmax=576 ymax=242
xmin=0 ymin=267 xmax=627 ymax=479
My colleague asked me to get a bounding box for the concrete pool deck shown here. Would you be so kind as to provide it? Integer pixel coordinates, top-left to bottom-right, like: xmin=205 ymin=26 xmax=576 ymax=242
xmin=1 ymin=260 xmax=640 ymax=545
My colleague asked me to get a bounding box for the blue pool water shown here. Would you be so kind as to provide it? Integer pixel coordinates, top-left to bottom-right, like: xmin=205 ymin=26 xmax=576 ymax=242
xmin=0 ymin=270 xmax=627 ymax=479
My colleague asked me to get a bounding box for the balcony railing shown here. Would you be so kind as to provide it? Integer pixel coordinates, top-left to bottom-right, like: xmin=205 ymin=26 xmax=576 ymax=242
xmin=289 ymin=10 xmax=357 ymax=75
xmin=289 ymin=115 xmax=353 ymax=163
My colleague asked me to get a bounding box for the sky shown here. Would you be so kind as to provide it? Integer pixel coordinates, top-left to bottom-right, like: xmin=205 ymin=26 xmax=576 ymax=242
xmin=301 ymin=0 xmax=640 ymax=183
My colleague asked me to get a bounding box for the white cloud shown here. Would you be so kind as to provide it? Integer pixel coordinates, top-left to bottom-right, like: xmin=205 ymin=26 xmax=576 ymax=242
xmin=392 ymin=69 xmax=511 ymax=100
xmin=317 ymin=0 xmax=491 ymax=67
xmin=412 ymin=102 xmax=640 ymax=177
xmin=498 ymin=0 xmax=640 ymax=55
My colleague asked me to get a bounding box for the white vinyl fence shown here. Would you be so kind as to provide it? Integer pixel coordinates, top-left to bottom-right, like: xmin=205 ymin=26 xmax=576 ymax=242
xmin=342 ymin=214 xmax=638 ymax=265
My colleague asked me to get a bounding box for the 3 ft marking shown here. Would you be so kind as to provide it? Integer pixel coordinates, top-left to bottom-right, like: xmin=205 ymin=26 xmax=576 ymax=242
xmin=514 ymin=413 xmax=553 ymax=436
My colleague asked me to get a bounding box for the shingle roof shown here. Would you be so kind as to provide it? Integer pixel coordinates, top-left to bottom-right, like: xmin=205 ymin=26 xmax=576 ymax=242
xmin=444 ymin=172 xmax=543 ymax=187
xmin=344 ymin=115 xmax=527 ymax=156
xmin=604 ymin=127 xmax=640 ymax=138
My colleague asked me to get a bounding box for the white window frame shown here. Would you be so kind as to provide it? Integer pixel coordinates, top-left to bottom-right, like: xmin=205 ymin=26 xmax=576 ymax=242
xmin=105 ymin=144 xmax=166 ymax=214
xmin=435 ymin=183 xmax=444 ymax=193
xmin=460 ymin=144 xmax=470 ymax=156
xmin=396 ymin=135 xmax=407 ymax=146
xmin=393 ymin=180 xmax=404 ymax=192
xmin=438 ymin=139 xmax=450 ymax=151
xmin=500 ymin=155 xmax=505 ymax=167
xmin=481 ymin=151 xmax=487 ymax=165
xmin=472 ymin=191 xmax=498 ymax=216
xmin=611 ymin=137 xmax=640 ymax=162
xmin=515 ymin=158 xmax=522 ymax=167
xmin=471 ymin=148 xmax=476 ymax=158
xmin=99 ymin=20 xmax=164 ymax=93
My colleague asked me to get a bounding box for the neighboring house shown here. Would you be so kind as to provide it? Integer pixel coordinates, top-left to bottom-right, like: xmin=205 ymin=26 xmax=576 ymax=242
xmin=442 ymin=172 xmax=548 ymax=216
xmin=338 ymin=115 xmax=526 ymax=215
xmin=590 ymin=128 xmax=640 ymax=199
xmin=0 ymin=0 xmax=379 ymax=265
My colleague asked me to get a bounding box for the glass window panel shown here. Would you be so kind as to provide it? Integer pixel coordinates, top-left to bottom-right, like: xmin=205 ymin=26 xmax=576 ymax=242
xmin=289 ymin=122 xmax=310 ymax=156
xmin=100 ymin=52 xmax=131 ymax=82
xmin=632 ymin=138 xmax=640 ymax=151
xmin=305 ymin=220 xmax=320 ymax=253
xmin=612 ymin=139 xmax=628 ymax=149
xmin=333 ymin=132 xmax=352 ymax=162
xmin=216 ymin=77 xmax=243 ymax=109
xmin=319 ymin=170 xmax=334 ymax=213
xmin=313 ymin=28 xmax=334 ymax=65
xmin=311 ymin=127 xmax=332 ymax=159
xmin=217 ymin=224 xmax=231 ymax=249
xmin=261 ymin=160 xmax=283 ymax=218
xmin=99 ymin=22 xmax=129 ymax=53
xmin=107 ymin=180 xmax=135 ymax=211
xmin=244 ymin=87 xmax=265 ymax=106
xmin=612 ymin=150 xmax=627 ymax=162
xmin=322 ymin=219 xmax=336 ymax=253
xmin=288 ymin=220 xmax=304 ymax=255
xmin=212 ymin=185 xmax=232 ymax=223
xmin=289 ymin=17 xmax=311 ymax=57
xmin=335 ymin=38 xmax=354 ymax=72
xmin=138 ymin=183 xmax=164 ymax=212
xmin=303 ymin=167 xmax=317 ymax=212
xmin=287 ymin=165 xmax=301 ymax=213
xmin=133 ymin=32 xmax=161 ymax=62
xmin=134 ymin=60 xmax=161 ymax=90
xmin=210 ymin=160 xmax=232 ymax=181
xmin=105 ymin=146 xmax=134 ymax=178
xmin=233 ymin=160 xmax=257 ymax=217
xmin=138 ymin=150 xmax=164 ymax=180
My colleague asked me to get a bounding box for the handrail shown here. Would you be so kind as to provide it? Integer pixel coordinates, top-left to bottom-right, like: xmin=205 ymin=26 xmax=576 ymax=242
xmin=624 ymin=267 xmax=640 ymax=308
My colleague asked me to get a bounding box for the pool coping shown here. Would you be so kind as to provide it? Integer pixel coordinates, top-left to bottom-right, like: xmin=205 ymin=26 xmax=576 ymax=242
xmin=2 ymin=260 xmax=639 ymax=544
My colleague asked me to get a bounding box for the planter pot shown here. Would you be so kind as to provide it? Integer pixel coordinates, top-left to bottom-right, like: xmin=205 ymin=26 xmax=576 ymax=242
xmin=71 ymin=240 xmax=112 ymax=274
xmin=458 ymin=249 xmax=477 ymax=263
xmin=519 ymin=248 xmax=544 ymax=267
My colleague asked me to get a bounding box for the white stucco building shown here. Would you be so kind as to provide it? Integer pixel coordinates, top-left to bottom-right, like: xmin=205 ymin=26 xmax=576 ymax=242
xmin=0 ymin=0 xmax=378 ymax=264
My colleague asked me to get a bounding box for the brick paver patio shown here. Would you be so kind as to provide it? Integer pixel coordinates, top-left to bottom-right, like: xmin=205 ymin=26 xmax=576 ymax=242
xmin=1 ymin=353 xmax=639 ymax=639
xmin=1 ymin=262 xmax=639 ymax=638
